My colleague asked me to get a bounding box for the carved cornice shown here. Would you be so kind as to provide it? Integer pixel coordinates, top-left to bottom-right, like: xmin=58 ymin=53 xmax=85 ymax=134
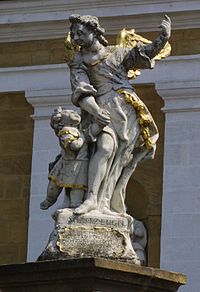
xmin=0 ymin=54 xmax=199 ymax=94
xmin=0 ymin=63 xmax=69 ymax=93
xmin=134 ymin=54 xmax=200 ymax=87
xmin=26 ymin=89 xmax=75 ymax=120
xmin=0 ymin=55 xmax=199 ymax=115
xmin=1 ymin=0 xmax=199 ymax=21
xmin=0 ymin=0 xmax=199 ymax=42
xmin=156 ymin=81 xmax=200 ymax=113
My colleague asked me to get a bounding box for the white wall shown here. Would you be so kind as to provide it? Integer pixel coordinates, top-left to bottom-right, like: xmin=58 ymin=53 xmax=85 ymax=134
xmin=157 ymin=80 xmax=200 ymax=292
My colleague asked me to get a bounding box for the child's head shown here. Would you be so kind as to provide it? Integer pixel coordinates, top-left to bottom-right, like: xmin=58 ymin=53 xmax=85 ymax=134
xmin=51 ymin=107 xmax=81 ymax=131
xmin=64 ymin=109 xmax=81 ymax=126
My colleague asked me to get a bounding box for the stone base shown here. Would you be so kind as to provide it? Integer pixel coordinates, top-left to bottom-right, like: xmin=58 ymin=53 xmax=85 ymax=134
xmin=38 ymin=209 xmax=141 ymax=264
xmin=0 ymin=258 xmax=186 ymax=292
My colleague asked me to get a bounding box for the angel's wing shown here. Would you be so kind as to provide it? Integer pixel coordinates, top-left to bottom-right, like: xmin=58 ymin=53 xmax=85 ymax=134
xmin=116 ymin=28 xmax=171 ymax=79
xmin=64 ymin=32 xmax=80 ymax=64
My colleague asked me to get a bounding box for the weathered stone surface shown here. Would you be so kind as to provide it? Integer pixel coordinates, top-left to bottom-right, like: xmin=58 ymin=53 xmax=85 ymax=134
xmin=0 ymin=258 xmax=186 ymax=292
xmin=39 ymin=15 xmax=170 ymax=267
xmin=38 ymin=210 xmax=139 ymax=263
xmin=58 ymin=226 xmax=126 ymax=257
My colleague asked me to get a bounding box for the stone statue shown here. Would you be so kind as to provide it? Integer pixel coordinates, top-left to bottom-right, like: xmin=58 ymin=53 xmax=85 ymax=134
xmin=67 ymin=14 xmax=170 ymax=215
xmin=39 ymin=14 xmax=171 ymax=264
xmin=40 ymin=107 xmax=104 ymax=210
xmin=40 ymin=107 xmax=88 ymax=210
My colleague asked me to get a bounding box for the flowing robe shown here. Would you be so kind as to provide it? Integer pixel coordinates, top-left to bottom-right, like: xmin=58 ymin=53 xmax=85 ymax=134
xmin=69 ymin=44 xmax=158 ymax=213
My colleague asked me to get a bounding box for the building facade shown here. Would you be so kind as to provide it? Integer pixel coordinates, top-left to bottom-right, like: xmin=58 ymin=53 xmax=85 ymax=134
xmin=0 ymin=1 xmax=200 ymax=291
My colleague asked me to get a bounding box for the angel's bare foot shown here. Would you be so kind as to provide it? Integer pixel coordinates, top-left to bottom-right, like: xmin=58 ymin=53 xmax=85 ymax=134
xmin=40 ymin=199 xmax=55 ymax=210
xmin=74 ymin=193 xmax=97 ymax=215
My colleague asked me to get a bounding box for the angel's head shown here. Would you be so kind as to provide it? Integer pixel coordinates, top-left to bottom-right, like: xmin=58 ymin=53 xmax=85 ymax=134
xmin=69 ymin=14 xmax=108 ymax=48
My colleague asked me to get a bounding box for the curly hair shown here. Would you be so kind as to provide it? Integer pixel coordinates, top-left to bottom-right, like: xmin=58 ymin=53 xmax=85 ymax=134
xmin=69 ymin=14 xmax=108 ymax=47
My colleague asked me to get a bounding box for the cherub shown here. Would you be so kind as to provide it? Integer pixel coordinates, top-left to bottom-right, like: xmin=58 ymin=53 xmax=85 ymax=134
xmin=40 ymin=107 xmax=104 ymax=210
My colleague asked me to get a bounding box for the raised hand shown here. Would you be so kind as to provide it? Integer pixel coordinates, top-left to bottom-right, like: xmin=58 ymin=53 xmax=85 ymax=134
xmin=160 ymin=15 xmax=171 ymax=39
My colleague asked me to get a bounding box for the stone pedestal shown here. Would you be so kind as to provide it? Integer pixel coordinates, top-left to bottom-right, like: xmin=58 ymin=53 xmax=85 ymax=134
xmin=38 ymin=209 xmax=141 ymax=264
xmin=0 ymin=258 xmax=186 ymax=292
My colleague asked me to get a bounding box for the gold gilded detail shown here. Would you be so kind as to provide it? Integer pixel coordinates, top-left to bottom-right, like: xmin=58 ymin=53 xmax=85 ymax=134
xmin=58 ymin=129 xmax=79 ymax=149
xmin=58 ymin=129 xmax=79 ymax=138
xmin=64 ymin=32 xmax=80 ymax=64
xmin=64 ymin=28 xmax=170 ymax=74
xmin=62 ymin=137 xmax=76 ymax=149
xmin=116 ymin=28 xmax=171 ymax=79
xmin=48 ymin=175 xmax=88 ymax=190
xmin=117 ymin=89 xmax=155 ymax=150
xmin=154 ymin=42 xmax=171 ymax=61
xmin=117 ymin=28 xmax=152 ymax=48
xmin=139 ymin=113 xmax=153 ymax=126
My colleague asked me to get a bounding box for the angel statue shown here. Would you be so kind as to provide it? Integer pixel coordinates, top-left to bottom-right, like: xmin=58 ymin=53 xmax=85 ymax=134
xmin=39 ymin=14 xmax=171 ymax=263
xmin=64 ymin=14 xmax=171 ymax=215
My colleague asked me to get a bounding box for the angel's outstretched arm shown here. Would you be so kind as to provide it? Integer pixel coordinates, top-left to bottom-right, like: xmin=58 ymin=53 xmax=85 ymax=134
xmin=144 ymin=15 xmax=171 ymax=59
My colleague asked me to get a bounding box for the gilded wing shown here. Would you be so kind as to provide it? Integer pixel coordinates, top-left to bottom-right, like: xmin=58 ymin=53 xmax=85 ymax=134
xmin=116 ymin=28 xmax=171 ymax=79
xmin=64 ymin=32 xmax=80 ymax=64
xmin=153 ymin=41 xmax=171 ymax=60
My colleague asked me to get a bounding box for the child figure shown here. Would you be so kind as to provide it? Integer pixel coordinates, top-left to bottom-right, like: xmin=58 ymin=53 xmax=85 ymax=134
xmin=40 ymin=107 xmax=103 ymax=210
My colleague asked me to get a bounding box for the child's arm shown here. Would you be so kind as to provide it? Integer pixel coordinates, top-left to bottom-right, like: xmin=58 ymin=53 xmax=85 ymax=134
xmin=70 ymin=137 xmax=84 ymax=151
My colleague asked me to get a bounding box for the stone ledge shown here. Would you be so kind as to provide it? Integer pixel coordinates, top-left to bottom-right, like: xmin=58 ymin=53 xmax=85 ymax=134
xmin=0 ymin=0 xmax=200 ymax=43
xmin=0 ymin=258 xmax=186 ymax=292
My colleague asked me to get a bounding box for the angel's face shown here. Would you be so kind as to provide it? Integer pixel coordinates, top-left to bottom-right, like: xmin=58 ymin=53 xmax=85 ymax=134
xmin=70 ymin=23 xmax=95 ymax=48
